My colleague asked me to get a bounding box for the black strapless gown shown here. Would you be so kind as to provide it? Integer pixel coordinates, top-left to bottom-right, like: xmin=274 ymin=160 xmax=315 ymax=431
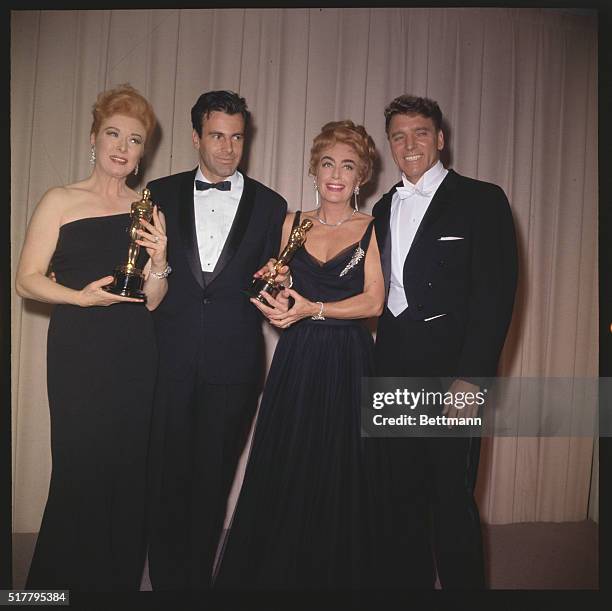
xmin=26 ymin=214 xmax=157 ymax=591
xmin=214 ymin=214 xmax=387 ymax=589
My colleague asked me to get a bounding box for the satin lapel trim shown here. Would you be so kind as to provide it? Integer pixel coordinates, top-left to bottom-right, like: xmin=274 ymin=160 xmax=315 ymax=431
xmin=375 ymin=185 xmax=398 ymax=294
xmin=375 ymin=186 xmax=397 ymax=251
xmin=178 ymin=169 xmax=204 ymax=290
xmin=408 ymin=170 xmax=457 ymax=254
xmin=206 ymin=175 xmax=256 ymax=287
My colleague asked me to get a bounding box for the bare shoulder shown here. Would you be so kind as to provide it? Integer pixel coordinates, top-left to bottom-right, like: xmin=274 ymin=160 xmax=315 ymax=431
xmin=21 ymin=185 xmax=74 ymax=243
xmin=300 ymin=208 xmax=318 ymax=220
xmin=40 ymin=184 xmax=72 ymax=202
xmin=62 ymin=177 xmax=93 ymax=194
xmin=350 ymin=211 xmax=374 ymax=233
xmin=282 ymin=211 xmax=296 ymax=229
xmin=33 ymin=185 xmax=74 ymax=220
xmin=39 ymin=182 xmax=105 ymax=227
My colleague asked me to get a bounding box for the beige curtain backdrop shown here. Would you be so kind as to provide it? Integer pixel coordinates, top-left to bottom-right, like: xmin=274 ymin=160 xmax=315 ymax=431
xmin=11 ymin=8 xmax=598 ymax=536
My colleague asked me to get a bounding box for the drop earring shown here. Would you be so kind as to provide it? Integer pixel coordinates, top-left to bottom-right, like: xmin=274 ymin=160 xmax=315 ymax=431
xmin=134 ymin=163 xmax=139 ymax=176
xmin=89 ymin=145 xmax=96 ymax=165
xmin=353 ymin=185 xmax=360 ymax=211
xmin=313 ymin=177 xmax=320 ymax=208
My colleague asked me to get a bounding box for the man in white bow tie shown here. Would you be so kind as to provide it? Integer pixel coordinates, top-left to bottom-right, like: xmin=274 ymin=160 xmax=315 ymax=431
xmin=372 ymin=95 xmax=518 ymax=589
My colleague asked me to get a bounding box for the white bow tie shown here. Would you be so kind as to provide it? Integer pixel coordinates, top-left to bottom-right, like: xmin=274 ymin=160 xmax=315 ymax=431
xmin=396 ymin=184 xmax=432 ymax=199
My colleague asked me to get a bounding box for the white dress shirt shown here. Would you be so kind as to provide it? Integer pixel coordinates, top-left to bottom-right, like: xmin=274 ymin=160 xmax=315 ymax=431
xmin=387 ymin=160 xmax=448 ymax=317
xmin=193 ymin=167 xmax=243 ymax=272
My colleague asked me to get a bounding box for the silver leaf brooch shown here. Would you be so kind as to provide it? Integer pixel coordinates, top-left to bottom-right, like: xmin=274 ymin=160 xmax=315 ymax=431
xmin=339 ymin=246 xmax=365 ymax=277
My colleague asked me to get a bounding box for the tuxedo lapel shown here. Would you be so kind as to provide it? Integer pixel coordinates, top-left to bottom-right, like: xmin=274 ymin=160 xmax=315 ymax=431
xmin=206 ymin=174 xmax=256 ymax=287
xmin=178 ymin=168 xmax=204 ymax=290
xmin=375 ymin=183 xmax=400 ymax=295
xmin=408 ymin=169 xmax=458 ymax=255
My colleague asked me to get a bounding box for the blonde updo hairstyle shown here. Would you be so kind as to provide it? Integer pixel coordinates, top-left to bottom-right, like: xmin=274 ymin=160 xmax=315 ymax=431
xmin=309 ymin=120 xmax=377 ymax=186
xmin=90 ymin=83 xmax=157 ymax=141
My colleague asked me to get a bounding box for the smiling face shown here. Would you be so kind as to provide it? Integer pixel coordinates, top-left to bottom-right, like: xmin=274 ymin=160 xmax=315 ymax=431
xmin=314 ymin=142 xmax=362 ymax=207
xmin=192 ymin=110 xmax=245 ymax=182
xmin=90 ymin=114 xmax=146 ymax=178
xmin=387 ymin=113 xmax=444 ymax=184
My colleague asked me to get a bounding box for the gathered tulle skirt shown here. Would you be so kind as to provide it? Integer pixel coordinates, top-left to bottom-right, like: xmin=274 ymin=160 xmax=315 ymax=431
xmin=214 ymin=319 xmax=387 ymax=590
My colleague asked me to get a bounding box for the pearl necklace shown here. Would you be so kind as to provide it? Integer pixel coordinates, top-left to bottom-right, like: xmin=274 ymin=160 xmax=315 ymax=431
xmin=315 ymin=208 xmax=357 ymax=227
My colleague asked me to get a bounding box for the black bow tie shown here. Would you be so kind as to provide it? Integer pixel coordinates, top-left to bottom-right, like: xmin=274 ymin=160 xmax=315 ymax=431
xmin=195 ymin=179 xmax=231 ymax=191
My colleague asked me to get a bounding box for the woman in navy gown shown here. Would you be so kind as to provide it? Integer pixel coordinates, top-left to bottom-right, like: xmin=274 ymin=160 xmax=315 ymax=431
xmin=16 ymin=84 xmax=168 ymax=590
xmin=214 ymin=121 xmax=387 ymax=589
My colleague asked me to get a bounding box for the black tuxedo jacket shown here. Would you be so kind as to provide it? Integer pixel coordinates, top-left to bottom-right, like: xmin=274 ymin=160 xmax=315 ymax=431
xmin=373 ymin=169 xmax=518 ymax=380
xmin=147 ymin=168 xmax=287 ymax=385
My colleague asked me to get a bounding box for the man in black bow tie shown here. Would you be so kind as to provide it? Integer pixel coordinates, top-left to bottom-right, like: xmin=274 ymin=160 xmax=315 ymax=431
xmin=372 ymin=95 xmax=518 ymax=589
xmin=195 ymin=179 xmax=231 ymax=191
xmin=145 ymin=90 xmax=287 ymax=589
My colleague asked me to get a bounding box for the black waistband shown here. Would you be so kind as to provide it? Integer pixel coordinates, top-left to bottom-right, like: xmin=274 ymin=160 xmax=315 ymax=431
xmin=299 ymin=318 xmax=362 ymax=328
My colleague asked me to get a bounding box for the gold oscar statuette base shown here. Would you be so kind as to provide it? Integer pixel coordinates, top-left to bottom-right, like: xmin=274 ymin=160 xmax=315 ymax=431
xmin=244 ymin=276 xmax=282 ymax=304
xmin=104 ymin=265 xmax=147 ymax=301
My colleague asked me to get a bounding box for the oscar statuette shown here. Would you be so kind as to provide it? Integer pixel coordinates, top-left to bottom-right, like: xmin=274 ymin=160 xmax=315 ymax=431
xmin=245 ymin=218 xmax=314 ymax=305
xmin=103 ymin=188 xmax=154 ymax=301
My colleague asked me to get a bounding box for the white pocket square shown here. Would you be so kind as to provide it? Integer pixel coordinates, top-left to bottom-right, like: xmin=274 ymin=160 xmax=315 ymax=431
xmin=424 ymin=313 xmax=447 ymax=322
xmin=438 ymin=236 xmax=464 ymax=241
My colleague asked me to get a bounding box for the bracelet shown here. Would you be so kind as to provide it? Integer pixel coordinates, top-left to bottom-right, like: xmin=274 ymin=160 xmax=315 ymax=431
xmin=311 ymin=301 xmax=325 ymax=320
xmin=149 ymin=263 xmax=172 ymax=279
xmin=286 ymin=272 xmax=293 ymax=289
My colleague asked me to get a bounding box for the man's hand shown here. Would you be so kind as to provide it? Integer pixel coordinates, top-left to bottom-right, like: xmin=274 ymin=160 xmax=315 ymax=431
xmin=253 ymin=258 xmax=291 ymax=287
xmin=442 ymin=378 xmax=481 ymax=427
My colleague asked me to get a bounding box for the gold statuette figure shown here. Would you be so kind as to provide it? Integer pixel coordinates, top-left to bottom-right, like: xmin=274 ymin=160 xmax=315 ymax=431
xmin=104 ymin=188 xmax=154 ymax=301
xmin=245 ymin=218 xmax=314 ymax=304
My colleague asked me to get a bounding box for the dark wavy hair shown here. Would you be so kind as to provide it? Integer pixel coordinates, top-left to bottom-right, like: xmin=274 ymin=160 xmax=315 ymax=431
xmin=384 ymin=95 xmax=443 ymax=133
xmin=309 ymin=120 xmax=377 ymax=185
xmin=191 ymin=90 xmax=250 ymax=136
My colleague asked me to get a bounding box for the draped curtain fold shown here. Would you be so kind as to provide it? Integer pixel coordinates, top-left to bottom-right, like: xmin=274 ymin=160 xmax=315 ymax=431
xmin=11 ymin=8 xmax=598 ymax=533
